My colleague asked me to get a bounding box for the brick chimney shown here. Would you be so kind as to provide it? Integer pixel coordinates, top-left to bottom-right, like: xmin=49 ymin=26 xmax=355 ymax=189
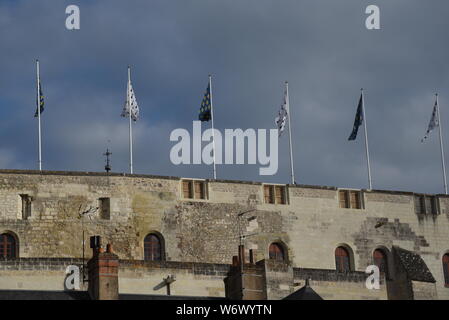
xmin=224 ymin=245 xmax=267 ymax=300
xmin=87 ymin=236 xmax=119 ymax=300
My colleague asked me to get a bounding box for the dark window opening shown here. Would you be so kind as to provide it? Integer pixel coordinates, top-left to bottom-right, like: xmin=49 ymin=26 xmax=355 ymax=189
xmin=144 ymin=234 xmax=163 ymax=261
xmin=335 ymin=246 xmax=351 ymax=272
xmin=269 ymin=243 xmax=285 ymax=261
xmin=373 ymin=249 xmax=388 ymax=278
xmin=443 ymin=254 xmax=449 ymax=287
xmin=0 ymin=233 xmax=17 ymax=259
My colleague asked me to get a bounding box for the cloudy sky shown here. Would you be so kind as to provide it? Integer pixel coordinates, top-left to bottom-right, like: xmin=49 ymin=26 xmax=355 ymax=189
xmin=0 ymin=0 xmax=448 ymax=193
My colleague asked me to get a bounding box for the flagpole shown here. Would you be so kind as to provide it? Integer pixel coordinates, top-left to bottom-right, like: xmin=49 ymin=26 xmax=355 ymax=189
xmin=436 ymin=93 xmax=448 ymax=194
xmin=128 ymin=66 xmax=134 ymax=174
xmin=209 ymin=75 xmax=217 ymax=180
xmin=361 ymin=88 xmax=372 ymax=189
xmin=285 ymin=82 xmax=295 ymax=184
xmin=36 ymin=60 xmax=42 ymax=171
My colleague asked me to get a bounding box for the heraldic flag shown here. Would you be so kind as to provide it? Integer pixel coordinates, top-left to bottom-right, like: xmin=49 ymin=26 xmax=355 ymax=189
xmin=34 ymin=80 xmax=44 ymax=117
xmin=121 ymin=77 xmax=140 ymax=121
xmin=348 ymin=93 xmax=363 ymax=141
xmin=421 ymin=97 xmax=439 ymax=143
xmin=275 ymin=87 xmax=288 ymax=137
xmin=199 ymin=82 xmax=212 ymax=122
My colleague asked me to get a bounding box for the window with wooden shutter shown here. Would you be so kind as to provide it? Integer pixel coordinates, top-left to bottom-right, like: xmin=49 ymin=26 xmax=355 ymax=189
xmin=443 ymin=254 xmax=449 ymax=287
xmin=415 ymin=195 xmax=438 ymax=214
xmin=339 ymin=190 xmax=349 ymax=208
xmin=181 ymin=180 xmax=207 ymax=200
xmin=194 ymin=181 xmax=205 ymax=199
xmin=182 ymin=180 xmax=193 ymax=199
xmin=339 ymin=190 xmax=362 ymax=209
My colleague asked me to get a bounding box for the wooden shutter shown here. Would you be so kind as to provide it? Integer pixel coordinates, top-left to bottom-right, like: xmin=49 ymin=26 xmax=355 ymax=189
xmin=194 ymin=181 xmax=205 ymax=199
xmin=275 ymin=186 xmax=285 ymax=204
xmin=425 ymin=196 xmax=433 ymax=214
xmin=339 ymin=190 xmax=349 ymax=208
xmin=419 ymin=196 xmax=426 ymax=214
xmin=414 ymin=196 xmax=425 ymax=214
xmin=182 ymin=180 xmax=192 ymax=199
xmin=430 ymin=196 xmax=438 ymax=214
xmin=264 ymin=185 xmax=274 ymax=204
xmin=350 ymin=191 xmax=360 ymax=209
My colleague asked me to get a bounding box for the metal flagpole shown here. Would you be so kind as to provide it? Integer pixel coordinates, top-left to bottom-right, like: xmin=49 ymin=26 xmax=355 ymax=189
xmin=128 ymin=66 xmax=134 ymax=174
xmin=361 ymin=88 xmax=372 ymax=189
xmin=209 ymin=75 xmax=217 ymax=179
xmin=436 ymin=93 xmax=448 ymax=194
xmin=36 ymin=60 xmax=42 ymax=171
xmin=285 ymin=82 xmax=295 ymax=184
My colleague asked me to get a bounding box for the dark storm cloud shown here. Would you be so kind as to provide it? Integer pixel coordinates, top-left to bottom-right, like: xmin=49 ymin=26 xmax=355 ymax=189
xmin=0 ymin=0 xmax=449 ymax=193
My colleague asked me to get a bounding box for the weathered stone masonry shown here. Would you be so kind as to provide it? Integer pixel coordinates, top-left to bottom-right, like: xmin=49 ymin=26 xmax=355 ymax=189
xmin=0 ymin=169 xmax=448 ymax=299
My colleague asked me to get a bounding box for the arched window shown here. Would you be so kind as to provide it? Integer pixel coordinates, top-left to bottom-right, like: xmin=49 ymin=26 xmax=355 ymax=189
xmin=0 ymin=233 xmax=17 ymax=259
xmin=335 ymin=246 xmax=350 ymax=272
xmin=373 ymin=249 xmax=388 ymax=277
xmin=144 ymin=234 xmax=162 ymax=261
xmin=443 ymin=254 xmax=449 ymax=287
xmin=269 ymin=243 xmax=285 ymax=261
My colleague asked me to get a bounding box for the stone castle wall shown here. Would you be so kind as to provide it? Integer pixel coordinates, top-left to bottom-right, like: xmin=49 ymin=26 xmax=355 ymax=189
xmin=0 ymin=169 xmax=448 ymax=299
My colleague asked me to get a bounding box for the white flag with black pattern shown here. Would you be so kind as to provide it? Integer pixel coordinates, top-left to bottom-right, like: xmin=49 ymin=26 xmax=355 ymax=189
xmin=121 ymin=79 xmax=140 ymax=121
xmin=422 ymin=98 xmax=439 ymax=143
xmin=275 ymin=88 xmax=288 ymax=137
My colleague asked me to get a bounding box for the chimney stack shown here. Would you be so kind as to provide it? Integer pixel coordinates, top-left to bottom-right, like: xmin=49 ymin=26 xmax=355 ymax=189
xmin=224 ymin=245 xmax=267 ymax=300
xmin=238 ymin=245 xmax=245 ymax=265
xmin=87 ymin=236 xmax=119 ymax=300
